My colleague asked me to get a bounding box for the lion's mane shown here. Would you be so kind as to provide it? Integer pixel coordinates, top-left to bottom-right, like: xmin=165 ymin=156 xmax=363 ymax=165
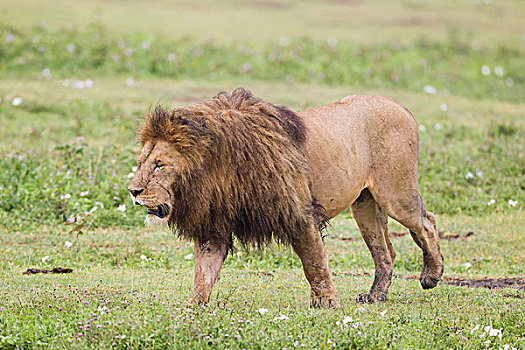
xmin=139 ymin=88 xmax=326 ymax=248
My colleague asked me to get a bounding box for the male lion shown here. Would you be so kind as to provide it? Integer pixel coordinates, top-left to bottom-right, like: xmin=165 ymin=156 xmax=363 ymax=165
xmin=128 ymin=88 xmax=444 ymax=306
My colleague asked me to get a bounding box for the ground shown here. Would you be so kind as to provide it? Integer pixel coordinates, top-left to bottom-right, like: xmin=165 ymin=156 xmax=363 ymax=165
xmin=0 ymin=0 xmax=524 ymax=348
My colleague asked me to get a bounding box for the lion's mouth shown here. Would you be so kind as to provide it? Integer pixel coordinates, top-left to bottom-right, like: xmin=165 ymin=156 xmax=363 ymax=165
xmin=146 ymin=204 xmax=169 ymax=219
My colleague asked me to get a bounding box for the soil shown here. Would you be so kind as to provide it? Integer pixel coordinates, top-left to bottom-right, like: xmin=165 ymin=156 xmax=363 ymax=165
xmin=444 ymin=277 xmax=525 ymax=290
xmin=23 ymin=267 xmax=73 ymax=275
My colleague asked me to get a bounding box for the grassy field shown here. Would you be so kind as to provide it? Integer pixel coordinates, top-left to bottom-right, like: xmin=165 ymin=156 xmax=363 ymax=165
xmin=0 ymin=0 xmax=524 ymax=348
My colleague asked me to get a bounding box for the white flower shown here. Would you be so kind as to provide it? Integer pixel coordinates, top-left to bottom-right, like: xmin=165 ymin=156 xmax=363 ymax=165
xmin=64 ymin=241 xmax=73 ymax=248
xmin=80 ymin=191 xmax=89 ymax=197
xmin=73 ymin=80 xmax=85 ymax=89
xmin=423 ymin=85 xmax=437 ymax=94
xmin=258 ymin=308 xmax=268 ymax=315
xmin=471 ymin=41 xmax=481 ymax=50
xmin=275 ymin=314 xmax=289 ymax=321
xmin=117 ymin=204 xmax=126 ymax=212
xmin=481 ymin=65 xmax=491 ymax=76
xmin=465 ymin=172 xmax=474 ymax=179
xmin=94 ymin=201 xmax=104 ymax=208
xmin=60 ymin=193 xmax=71 ymax=200
xmin=66 ymin=43 xmax=75 ymax=53
xmin=487 ymin=199 xmax=495 ymax=206
xmin=84 ymin=79 xmax=93 ymax=88
xmin=42 ymin=68 xmax=51 ymax=80
xmin=356 ymin=306 xmax=365 ymax=312
xmin=61 ymin=79 xmax=70 ymax=87
xmin=132 ymin=166 xmax=138 ymax=172
xmin=140 ymin=254 xmax=148 ymax=261
xmin=89 ymin=206 xmax=98 ymax=213
xmin=239 ymin=62 xmax=252 ymax=73
xmin=326 ymin=37 xmax=338 ymax=48
xmin=434 ymin=123 xmax=442 ymax=130
xmin=141 ymin=41 xmax=150 ymax=50
xmin=462 ymin=262 xmax=472 ymax=270
xmin=127 ymin=172 xmax=135 ymax=179
xmin=126 ymin=78 xmax=134 ymax=87
xmin=380 ymin=310 xmax=387 ymax=317
xmin=42 ymin=256 xmax=50 ymax=263
xmin=470 ymin=324 xmax=480 ymax=334
xmin=419 ymin=125 xmax=426 ymax=132
xmin=440 ymin=103 xmax=448 ymax=111
xmin=488 ymin=327 xmax=502 ymax=339
xmin=12 ymin=97 xmax=23 ymax=106
xmin=476 ymin=171 xmax=483 ymax=177
xmin=336 ymin=316 xmax=353 ymax=327
xmin=494 ymin=66 xmax=504 ymax=77
xmin=184 ymin=253 xmax=193 ymax=260
xmin=352 ymin=321 xmax=361 ymax=329
xmin=508 ymin=199 xmax=517 ymax=207
xmin=279 ymin=36 xmax=290 ymax=47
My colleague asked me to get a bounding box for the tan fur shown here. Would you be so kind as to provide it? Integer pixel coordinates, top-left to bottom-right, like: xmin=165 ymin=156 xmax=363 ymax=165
xmin=129 ymin=89 xmax=444 ymax=306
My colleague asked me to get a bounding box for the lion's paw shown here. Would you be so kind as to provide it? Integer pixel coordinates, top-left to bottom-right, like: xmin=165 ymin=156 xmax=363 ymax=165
xmin=310 ymin=294 xmax=339 ymax=308
xmin=356 ymin=292 xmax=387 ymax=304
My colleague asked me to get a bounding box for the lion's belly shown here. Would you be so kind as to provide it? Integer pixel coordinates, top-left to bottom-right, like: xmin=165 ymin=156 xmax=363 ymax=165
xmin=299 ymin=100 xmax=371 ymax=219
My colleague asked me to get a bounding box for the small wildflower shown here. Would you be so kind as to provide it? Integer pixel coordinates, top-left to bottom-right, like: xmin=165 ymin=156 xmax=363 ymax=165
xmin=64 ymin=241 xmax=73 ymax=248
xmin=481 ymin=65 xmax=490 ymax=76
xmin=5 ymin=34 xmax=14 ymax=43
xmin=42 ymin=256 xmax=50 ymax=263
xmin=117 ymin=204 xmax=127 ymax=212
xmin=12 ymin=97 xmax=23 ymax=106
xmin=487 ymin=199 xmax=495 ymax=206
xmin=80 ymin=191 xmax=89 ymax=197
xmin=419 ymin=125 xmax=426 ymax=132
xmin=476 ymin=171 xmax=483 ymax=177
xmin=140 ymin=254 xmax=148 ymax=261
xmin=462 ymin=262 xmax=472 ymax=270
xmin=66 ymin=43 xmax=75 ymax=53
xmin=258 ymin=308 xmax=268 ymax=315
xmin=184 ymin=253 xmax=193 ymax=260
xmin=465 ymin=172 xmax=474 ymax=179
xmin=440 ymin=103 xmax=448 ymax=111
xmin=434 ymin=123 xmax=442 ymax=130
xmin=126 ymin=78 xmax=134 ymax=87
xmin=423 ymin=85 xmax=437 ymax=94
xmin=508 ymin=199 xmax=517 ymax=207
xmin=326 ymin=37 xmax=338 ymax=48
xmin=167 ymin=53 xmax=176 ymax=61
xmin=275 ymin=314 xmax=289 ymax=321
xmin=127 ymin=172 xmax=135 ymax=179
xmin=494 ymin=66 xmax=504 ymax=77
xmin=141 ymin=41 xmax=151 ymax=50
xmin=279 ymin=37 xmax=290 ymax=47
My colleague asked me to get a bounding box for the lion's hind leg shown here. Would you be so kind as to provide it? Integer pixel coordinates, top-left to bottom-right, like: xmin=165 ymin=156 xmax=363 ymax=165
xmin=372 ymin=186 xmax=444 ymax=290
xmin=351 ymin=188 xmax=395 ymax=303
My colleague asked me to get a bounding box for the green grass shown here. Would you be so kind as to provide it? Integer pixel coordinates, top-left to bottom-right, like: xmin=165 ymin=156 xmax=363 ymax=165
xmin=0 ymin=0 xmax=524 ymax=348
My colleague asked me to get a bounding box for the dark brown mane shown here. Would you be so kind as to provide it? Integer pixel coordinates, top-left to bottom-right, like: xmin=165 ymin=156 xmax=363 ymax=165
xmin=139 ymin=88 xmax=326 ymax=249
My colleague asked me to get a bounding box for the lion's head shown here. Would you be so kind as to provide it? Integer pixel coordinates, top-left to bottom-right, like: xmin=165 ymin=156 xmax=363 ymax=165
xmin=129 ymin=88 xmax=325 ymax=248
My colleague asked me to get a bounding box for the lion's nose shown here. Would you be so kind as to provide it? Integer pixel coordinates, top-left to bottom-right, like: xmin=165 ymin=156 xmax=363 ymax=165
xmin=128 ymin=188 xmax=144 ymax=197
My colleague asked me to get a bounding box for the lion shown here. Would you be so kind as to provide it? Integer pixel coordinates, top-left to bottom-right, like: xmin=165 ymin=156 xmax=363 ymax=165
xmin=128 ymin=88 xmax=444 ymax=306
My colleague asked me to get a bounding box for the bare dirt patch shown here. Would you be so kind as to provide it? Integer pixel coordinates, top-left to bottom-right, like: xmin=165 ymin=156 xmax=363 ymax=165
xmin=22 ymin=267 xmax=73 ymax=275
xmin=444 ymin=277 xmax=525 ymax=290
xmin=333 ymin=231 xmax=475 ymax=241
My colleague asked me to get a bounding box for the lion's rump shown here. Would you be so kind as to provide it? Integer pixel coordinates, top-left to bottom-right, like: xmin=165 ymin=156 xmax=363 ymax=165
xmin=141 ymin=88 xmax=326 ymax=248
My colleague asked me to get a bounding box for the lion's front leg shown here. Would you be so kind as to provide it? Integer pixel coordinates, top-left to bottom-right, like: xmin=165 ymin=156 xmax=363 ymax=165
xmin=189 ymin=238 xmax=229 ymax=305
xmin=292 ymin=223 xmax=339 ymax=308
